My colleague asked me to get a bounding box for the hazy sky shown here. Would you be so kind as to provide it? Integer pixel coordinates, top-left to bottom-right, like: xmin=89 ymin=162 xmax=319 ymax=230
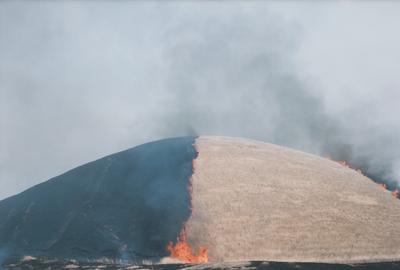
xmin=1 ymin=1 xmax=400 ymax=200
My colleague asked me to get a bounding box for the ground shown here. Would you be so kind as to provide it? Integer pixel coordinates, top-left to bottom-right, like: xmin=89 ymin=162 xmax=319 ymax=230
xmin=3 ymin=258 xmax=400 ymax=270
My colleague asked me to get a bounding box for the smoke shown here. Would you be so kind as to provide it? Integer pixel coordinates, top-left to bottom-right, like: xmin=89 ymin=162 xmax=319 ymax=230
xmin=158 ymin=3 xmax=400 ymax=189
xmin=0 ymin=248 xmax=7 ymax=270
xmin=1 ymin=1 xmax=400 ymax=199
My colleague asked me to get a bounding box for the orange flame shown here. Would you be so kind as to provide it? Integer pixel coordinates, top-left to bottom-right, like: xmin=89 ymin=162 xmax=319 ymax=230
xmin=337 ymin=160 xmax=363 ymax=175
xmin=166 ymin=229 xmax=208 ymax=263
xmin=166 ymin=143 xmax=208 ymax=263
xmin=337 ymin=160 xmax=350 ymax=168
xmin=379 ymin=184 xmax=399 ymax=198
xmin=327 ymin=156 xmax=399 ymax=200
xmin=325 ymin=156 xmax=363 ymax=175
xmin=392 ymin=189 xmax=399 ymax=198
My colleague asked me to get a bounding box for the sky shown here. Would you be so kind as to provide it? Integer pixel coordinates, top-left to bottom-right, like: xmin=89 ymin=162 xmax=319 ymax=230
xmin=1 ymin=1 xmax=400 ymax=200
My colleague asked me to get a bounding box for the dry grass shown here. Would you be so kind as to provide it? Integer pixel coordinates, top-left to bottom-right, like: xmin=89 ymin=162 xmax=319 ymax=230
xmin=186 ymin=136 xmax=400 ymax=263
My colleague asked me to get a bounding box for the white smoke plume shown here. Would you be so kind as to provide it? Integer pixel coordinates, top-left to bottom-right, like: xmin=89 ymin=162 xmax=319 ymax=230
xmin=1 ymin=1 xmax=400 ymax=199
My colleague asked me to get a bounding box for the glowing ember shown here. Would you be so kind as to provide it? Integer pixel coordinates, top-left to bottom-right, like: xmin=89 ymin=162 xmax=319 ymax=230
xmin=166 ymin=143 xmax=208 ymax=263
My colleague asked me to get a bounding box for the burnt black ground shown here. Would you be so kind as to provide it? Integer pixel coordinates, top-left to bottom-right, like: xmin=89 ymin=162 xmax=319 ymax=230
xmin=3 ymin=259 xmax=400 ymax=270
xmin=0 ymin=137 xmax=197 ymax=262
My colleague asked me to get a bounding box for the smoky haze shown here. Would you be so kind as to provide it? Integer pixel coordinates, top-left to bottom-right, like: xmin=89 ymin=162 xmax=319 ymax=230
xmin=1 ymin=1 xmax=400 ymax=200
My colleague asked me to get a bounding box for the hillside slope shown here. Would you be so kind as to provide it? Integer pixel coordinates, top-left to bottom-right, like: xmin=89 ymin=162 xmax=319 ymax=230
xmin=0 ymin=137 xmax=197 ymax=261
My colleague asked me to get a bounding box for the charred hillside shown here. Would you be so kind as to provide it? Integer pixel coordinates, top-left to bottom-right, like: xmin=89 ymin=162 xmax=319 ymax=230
xmin=0 ymin=137 xmax=197 ymax=262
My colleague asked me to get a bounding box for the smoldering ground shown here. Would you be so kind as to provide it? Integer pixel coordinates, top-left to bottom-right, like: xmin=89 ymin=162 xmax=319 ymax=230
xmin=1 ymin=2 xmax=400 ymax=199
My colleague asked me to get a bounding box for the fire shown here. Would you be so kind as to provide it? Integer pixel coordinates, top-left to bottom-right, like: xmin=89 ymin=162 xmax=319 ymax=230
xmin=166 ymin=143 xmax=208 ymax=264
xmin=327 ymin=156 xmax=399 ymax=200
xmin=325 ymin=156 xmax=363 ymax=175
xmin=166 ymin=229 xmax=208 ymax=263
xmin=379 ymin=184 xmax=400 ymax=198
xmin=337 ymin=160 xmax=350 ymax=168
xmin=337 ymin=160 xmax=363 ymax=175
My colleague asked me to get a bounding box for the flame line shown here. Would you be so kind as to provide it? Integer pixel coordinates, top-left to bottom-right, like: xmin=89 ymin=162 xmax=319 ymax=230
xmin=166 ymin=142 xmax=208 ymax=263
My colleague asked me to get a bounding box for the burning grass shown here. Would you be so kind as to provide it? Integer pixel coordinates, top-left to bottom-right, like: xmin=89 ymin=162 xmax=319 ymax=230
xmin=166 ymin=143 xmax=208 ymax=264
xmin=327 ymin=156 xmax=399 ymax=199
xmin=166 ymin=229 xmax=208 ymax=263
